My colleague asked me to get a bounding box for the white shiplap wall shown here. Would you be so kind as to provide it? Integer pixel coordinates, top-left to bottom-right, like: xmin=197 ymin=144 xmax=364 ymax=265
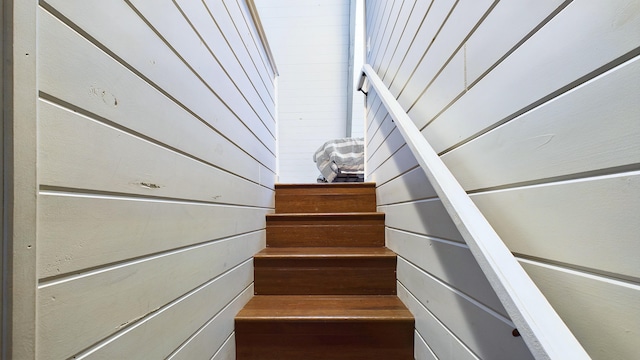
xmin=35 ymin=0 xmax=276 ymax=358
xmin=255 ymin=0 xmax=351 ymax=183
xmin=365 ymin=0 xmax=640 ymax=359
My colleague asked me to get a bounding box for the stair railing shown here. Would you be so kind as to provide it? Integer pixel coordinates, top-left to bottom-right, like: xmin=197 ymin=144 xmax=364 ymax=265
xmin=358 ymin=64 xmax=590 ymax=360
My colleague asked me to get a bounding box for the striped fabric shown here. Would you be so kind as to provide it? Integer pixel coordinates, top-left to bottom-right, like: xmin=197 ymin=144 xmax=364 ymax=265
xmin=313 ymin=137 xmax=365 ymax=182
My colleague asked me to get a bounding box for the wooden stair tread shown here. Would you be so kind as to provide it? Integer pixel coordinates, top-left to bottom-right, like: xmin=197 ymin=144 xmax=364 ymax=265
xmin=256 ymin=247 xmax=395 ymax=258
xmin=275 ymin=182 xmax=376 ymax=190
xmin=267 ymin=212 xmax=384 ymax=220
xmin=236 ymin=295 xmax=413 ymax=321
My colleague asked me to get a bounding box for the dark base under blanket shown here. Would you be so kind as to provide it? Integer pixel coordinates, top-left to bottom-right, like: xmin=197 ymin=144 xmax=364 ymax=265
xmin=317 ymin=173 xmax=364 ymax=183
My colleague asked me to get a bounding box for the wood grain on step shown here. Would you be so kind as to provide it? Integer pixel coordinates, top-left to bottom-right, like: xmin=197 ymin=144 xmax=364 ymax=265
xmin=254 ymin=247 xmax=397 ymax=295
xmin=275 ymin=183 xmax=377 ymax=213
xmin=266 ymin=212 xmax=385 ymax=247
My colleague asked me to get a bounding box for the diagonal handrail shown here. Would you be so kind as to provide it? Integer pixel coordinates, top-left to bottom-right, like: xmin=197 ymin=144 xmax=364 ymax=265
xmin=359 ymin=64 xmax=590 ymax=360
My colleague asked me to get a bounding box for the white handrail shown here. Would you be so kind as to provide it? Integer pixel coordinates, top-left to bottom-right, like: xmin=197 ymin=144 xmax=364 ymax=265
xmin=360 ymin=64 xmax=590 ymax=360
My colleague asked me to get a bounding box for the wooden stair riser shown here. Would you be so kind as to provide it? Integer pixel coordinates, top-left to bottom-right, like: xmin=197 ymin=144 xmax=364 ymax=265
xmin=235 ymin=321 xmax=414 ymax=360
xmin=275 ymin=193 xmax=377 ymax=213
xmin=266 ymin=214 xmax=384 ymax=247
xmin=274 ymin=183 xmax=377 ymax=213
xmin=254 ymin=257 xmax=397 ymax=295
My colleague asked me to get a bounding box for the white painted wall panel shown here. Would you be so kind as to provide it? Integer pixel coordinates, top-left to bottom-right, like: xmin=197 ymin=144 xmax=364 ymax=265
xmin=442 ymin=56 xmax=640 ymax=191
xmin=398 ymin=285 xmax=478 ymax=360
xmin=380 ymin=199 xmax=463 ymax=243
xmin=364 ymin=91 xmax=383 ymax=135
xmin=369 ymin=0 xmax=403 ymax=72
xmin=75 ymin=265 xmax=254 ymax=359
xmin=379 ymin=0 xmax=433 ymax=84
xmin=368 ymin=1 xmax=394 ymax=64
xmin=38 ymin=23 xmax=273 ymax=182
xmin=398 ymin=259 xmax=534 ymax=360
xmin=365 ymin=0 xmax=639 ymax=358
xmin=472 ymin=172 xmax=640 ymax=280
xmin=39 ymin=102 xmax=272 ymax=209
xmin=397 ymin=0 xmax=492 ymax=110
xmin=368 ymin=144 xmax=417 ymax=186
xmin=366 ymin=114 xmax=393 ymax=161
xmin=256 ymin=0 xmax=351 ymax=183
xmin=387 ymin=228 xmax=506 ymax=318
xmin=168 ymin=286 xmax=253 ymax=360
xmin=406 ymin=49 xmax=465 ymax=128
xmin=211 ymin=334 xmax=236 ymax=360
xmin=36 ymin=1 xmax=276 ymax=358
xmin=414 ymin=331 xmax=437 ymax=360
xmin=42 ymin=0 xmax=276 ymax=159
xmin=376 ymin=167 xmax=436 ymax=205
xmin=365 ymin=0 xmax=385 ymax=50
xmin=424 ymin=0 xmax=640 ymax=153
xmin=519 ymin=260 xmax=640 ymax=360
xmin=365 ymin=91 xmax=383 ymax=132
xmin=373 ymin=0 xmax=414 ymax=75
xmin=464 ymin=0 xmax=566 ymax=85
xmin=39 ymin=232 xmax=264 ymax=359
xmin=130 ymin=0 xmax=275 ymax=138
xmin=209 ymin=0 xmax=276 ymax=102
xmin=385 ymin=0 xmax=456 ymax=95
xmin=38 ymin=193 xmax=268 ymax=278
xmin=367 ymin=127 xmax=407 ymax=174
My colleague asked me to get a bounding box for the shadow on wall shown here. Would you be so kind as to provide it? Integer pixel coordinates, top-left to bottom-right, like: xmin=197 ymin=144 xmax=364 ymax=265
xmin=369 ymin=114 xmax=534 ymax=359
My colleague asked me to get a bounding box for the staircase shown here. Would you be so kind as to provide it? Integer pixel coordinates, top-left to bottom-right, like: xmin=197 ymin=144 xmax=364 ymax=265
xmin=235 ymin=183 xmax=414 ymax=359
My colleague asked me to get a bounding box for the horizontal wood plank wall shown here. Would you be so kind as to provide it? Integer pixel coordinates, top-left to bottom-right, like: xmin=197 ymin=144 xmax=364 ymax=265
xmin=210 ymin=333 xmax=237 ymax=360
xmin=36 ymin=0 xmax=276 ymax=358
xmin=365 ymin=0 xmax=640 ymax=359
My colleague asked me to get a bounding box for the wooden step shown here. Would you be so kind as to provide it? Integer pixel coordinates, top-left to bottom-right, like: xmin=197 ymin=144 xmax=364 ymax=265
xmin=275 ymin=183 xmax=376 ymax=213
xmin=254 ymin=247 xmax=397 ymax=295
xmin=236 ymin=182 xmax=415 ymax=358
xmin=235 ymin=295 xmax=414 ymax=360
xmin=266 ymin=212 xmax=385 ymax=247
